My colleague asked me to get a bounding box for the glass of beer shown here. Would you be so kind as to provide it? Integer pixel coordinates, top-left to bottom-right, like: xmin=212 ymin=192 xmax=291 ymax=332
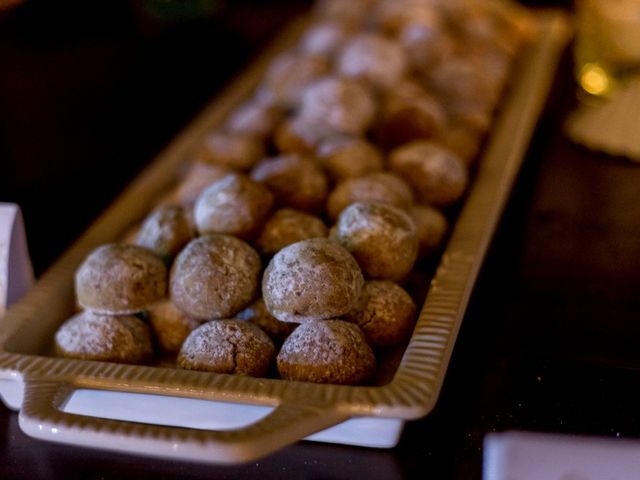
xmin=575 ymin=0 xmax=640 ymax=97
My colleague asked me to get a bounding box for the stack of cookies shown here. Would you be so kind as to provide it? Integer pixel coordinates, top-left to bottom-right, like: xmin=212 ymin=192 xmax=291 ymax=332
xmin=55 ymin=0 xmax=532 ymax=385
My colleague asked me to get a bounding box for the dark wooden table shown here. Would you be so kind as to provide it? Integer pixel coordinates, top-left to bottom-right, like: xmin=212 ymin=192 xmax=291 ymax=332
xmin=2 ymin=1 xmax=640 ymax=478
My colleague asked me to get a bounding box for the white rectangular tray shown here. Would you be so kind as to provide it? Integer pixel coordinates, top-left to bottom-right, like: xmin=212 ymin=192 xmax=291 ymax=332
xmin=0 ymin=10 xmax=569 ymax=465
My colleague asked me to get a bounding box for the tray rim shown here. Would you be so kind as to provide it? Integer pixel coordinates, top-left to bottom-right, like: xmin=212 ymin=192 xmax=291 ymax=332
xmin=0 ymin=9 xmax=570 ymax=463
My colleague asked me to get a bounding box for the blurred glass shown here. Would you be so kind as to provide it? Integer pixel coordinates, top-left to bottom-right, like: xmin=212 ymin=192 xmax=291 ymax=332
xmin=575 ymin=0 xmax=640 ymax=97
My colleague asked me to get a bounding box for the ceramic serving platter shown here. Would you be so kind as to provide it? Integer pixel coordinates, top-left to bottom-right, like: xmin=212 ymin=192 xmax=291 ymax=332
xmin=0 ymin=11 xmax=569 ymax=465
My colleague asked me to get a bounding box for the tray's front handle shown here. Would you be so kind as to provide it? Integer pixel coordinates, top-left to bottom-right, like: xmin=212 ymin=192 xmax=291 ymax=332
xmin=18 ymin=379 xmax=348 ymax=464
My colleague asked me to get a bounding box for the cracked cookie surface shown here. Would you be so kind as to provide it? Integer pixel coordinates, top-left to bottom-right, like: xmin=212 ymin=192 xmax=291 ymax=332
xmin=277 ymin=319 xmax=375 ymax=384
xmin=178 ymin=319 xmax=275 ymax=376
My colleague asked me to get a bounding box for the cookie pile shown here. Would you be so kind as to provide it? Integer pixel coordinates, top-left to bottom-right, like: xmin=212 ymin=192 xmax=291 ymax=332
xmin=55 ymin=0 xmax=532 ymax=385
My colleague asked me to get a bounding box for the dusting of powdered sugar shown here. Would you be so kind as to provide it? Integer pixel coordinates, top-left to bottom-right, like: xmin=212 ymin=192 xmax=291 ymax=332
xmin=193 ymin=173 xmax=273 ymax=238
xmin=337 ymin=202 xmax=416 ymax=246
xmin=75 ymin=243 xmax=167 ymax=314
xmin=298 ymin=21 xmax=349 ymax=57
xmin=262 ymin=238 xmax=364 ymax=323
xmin=326 ymin=171 xmax=413 ymax=220
xmin=225 ymin=101 xmax=281 ymax=139
xmin=299 ymin=76 xmax=376 ymax=136
xmin=342 ymin=280 xmax=416 ymax=348
xmin=337 ymin=33 xmax=408 ymax=89
xmin=135 ymin=204 xmax=193 ymax=260
xmin=170 ymin=235 xmax=261 ymax=320
xmin=55 ymin=311 xmax=152 ymax=363
xmin=250 ymin=154 xmax=328 ymax=213
xmin=178 ymin=319 xmax=275 ymax=376
xmin=334 ymin=202 xmax=419 ymax=281
xmin=276 ymin=319 xmax=375 ymax=384
xmin=389 ymin=140 xmax=468 ymax=206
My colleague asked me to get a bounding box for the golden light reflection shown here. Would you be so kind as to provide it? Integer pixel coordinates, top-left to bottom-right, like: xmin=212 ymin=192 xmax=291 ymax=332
xmin=580 ymin=63 xmax=611 ymax=96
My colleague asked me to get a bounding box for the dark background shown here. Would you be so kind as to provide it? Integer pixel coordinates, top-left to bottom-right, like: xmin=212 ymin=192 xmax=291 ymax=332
xmin=0 ymin=0 xmax=309 ymax=273
xmin=4 ymin=1 xmax=640 ymax=479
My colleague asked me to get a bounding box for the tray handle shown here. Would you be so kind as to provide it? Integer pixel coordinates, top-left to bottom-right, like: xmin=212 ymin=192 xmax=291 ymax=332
xmin=18 ymin=379 xmax=348 ymax=464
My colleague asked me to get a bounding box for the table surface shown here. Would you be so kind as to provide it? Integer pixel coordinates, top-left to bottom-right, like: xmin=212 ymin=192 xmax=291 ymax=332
xmin=2 ymin=1 xmax=640 ymax=479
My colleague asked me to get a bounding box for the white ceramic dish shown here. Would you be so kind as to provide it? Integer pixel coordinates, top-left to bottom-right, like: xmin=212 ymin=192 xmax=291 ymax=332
xmin=0 ymin=11 xmax=569 ymax=465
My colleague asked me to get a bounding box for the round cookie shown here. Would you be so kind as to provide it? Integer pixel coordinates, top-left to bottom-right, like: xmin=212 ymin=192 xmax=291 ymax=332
xmin=457 ymin=3 xmax=524 ymax=58
xmin=135 ymin=204 xmax=194 ymax=262
xmin=262 ymin=238 xmax=364 ymax=323
xmin=255 ymin=208 xmax=328 ymax=257
xmin=277 ymin=319 xmax=375 ymax=385
xmin=298 ymin=76 xmax=376 ymax=136
xmin=375 ymin=88 xmax=447 ymax=148
xmin=256 ymin=51 xmax=330 ymax=108
xmin=373 ymin=0 xmax=442 ymax=34
xmin=193 ymin=173 xmax=273 ymax=240
xmin=337 ymin=33 xmax=407 ymax=90
xmin=343 ymin=280 xmax=416 ymax=348
xmin=55 ymin=311 xmax=152 ymax=363
xmin=408 ymin=204 xmax=448 ymax=258
xmin=424 ymin=55 xmax=496 ymax=133
xmin=75 ymin=243 xmax=166 ymax=315
xmin=388 ymin=140 xmax=468 ymax=208
xmin=225 ymin=101 xmax=282 ymax=140
xmin=199 ymin=132 xmax=265 ymax=171
xmin=445 ymin=95 xmax=493 ymax=135
xmin=148 ymin=300 xmax=203 ymax=354
xmin=316 ymin=135 xmax=383 ymax=181
xmin=313 ymin=0 xmax=372 ymax=28
xmin=425 ymin=54 xmax=490 ymax=104
xmin=334 ymin=202 xmax=418 ymax=281
xmin=236 ymin=298 xmax=297 ymax=343
xmin=273 ymin=116 xmax=333 ymax=155
xmin=168 ymin=161 xmax=230 ymax=207
xmin=435 ymin=123 xmax=483 ymax=166
xmin=471 ymin=46 xmax=511 ymax=96
xmin=326 ymin=172 xmax=413 ymax=221
xmin=178 ymin=319 xmax=275 ymax=377
xmin=400 ymin=23 xmax=455 ymax=72
xmin=170 ymin=235 xmax=261 ymax=320
xmin=298 ymin=20 xmax=351 ymax=58
xmin=250 ymin=154 xmax=328 ymax=213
